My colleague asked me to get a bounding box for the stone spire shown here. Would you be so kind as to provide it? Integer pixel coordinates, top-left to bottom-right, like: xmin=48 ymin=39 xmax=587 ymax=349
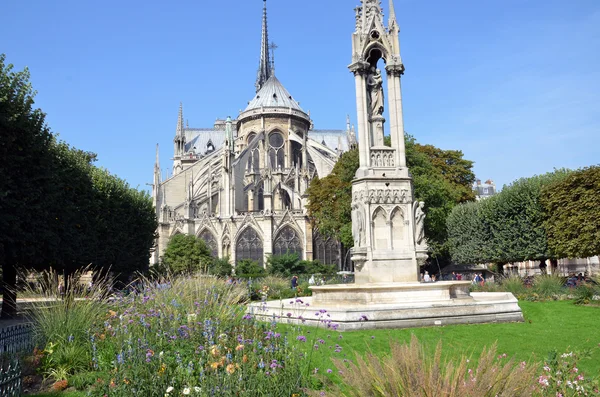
xmin=176 ymin=102 xmax=184 ymax=138
xmin=255 ymin=0 xmax=272 ymax=92
xmin=388 ymin=0 xmax=398 ymax=31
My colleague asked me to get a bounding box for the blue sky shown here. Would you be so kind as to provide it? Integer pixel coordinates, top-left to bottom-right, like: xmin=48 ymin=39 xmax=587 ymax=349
xmin=3 ymin=0 xmax=599 ymax=192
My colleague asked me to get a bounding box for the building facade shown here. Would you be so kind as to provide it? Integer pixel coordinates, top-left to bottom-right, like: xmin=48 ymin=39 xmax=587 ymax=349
xmin=151 ymin=1 xmax=355 ymax=268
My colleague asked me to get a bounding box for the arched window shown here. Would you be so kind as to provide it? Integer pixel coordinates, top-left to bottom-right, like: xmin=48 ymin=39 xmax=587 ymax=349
xmin=256 ymin=182 xmax=264 ymax=211
xmin=268 ymin=132 xmax=285 ymax=169
xmin=235 ymin=227 xmax=263 ymax=266
xmin=291 ymin=141 xmax=303 ymax=168
xmin=273 ymin=226 xmax=302 ymax=258
xmin=198 ymin=229 xmax=218 ymax=258
xmin=247 ymin=133 xmax=260 ymax=172
xmin=313 ymin=229 xmax=339 ymax=266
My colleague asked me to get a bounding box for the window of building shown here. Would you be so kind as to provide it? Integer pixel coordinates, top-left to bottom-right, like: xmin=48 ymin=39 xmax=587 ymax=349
xmin=247 ymin=133 xmax=260 ymax=172
xmin=273 ymin=226 xmax=302 ymax=258
xmin=198 ymin=229 xmax=218 ymax=258
xmin=313 ymin=229 xmax=339 ymax=266
xmin=268 ymin=132 xmax=285 ymax=168
xmin=235 ymin=227 xmax=263 ymax=266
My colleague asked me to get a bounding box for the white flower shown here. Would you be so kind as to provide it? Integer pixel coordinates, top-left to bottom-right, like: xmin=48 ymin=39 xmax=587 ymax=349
xmin=159 ymin=351 xmax=164 ymax=358
xmin=183 ymin=387 xmax=191 ymax=395
xmin=187 ymin=313 xmax=197 ymax=323
xmin=166 ymin=386 xmax=174 ymax=393
xmin=194 ymin=386 xmax=201 ymax=393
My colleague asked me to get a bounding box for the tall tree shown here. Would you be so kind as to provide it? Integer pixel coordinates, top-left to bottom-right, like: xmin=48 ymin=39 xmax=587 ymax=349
xmin=447 ymin=170 xmax=571 ymax=267
xmin=541 ymin=166 xmax=600 ymax=259
xmin=0 ymin=54 xmax=54 ymax=317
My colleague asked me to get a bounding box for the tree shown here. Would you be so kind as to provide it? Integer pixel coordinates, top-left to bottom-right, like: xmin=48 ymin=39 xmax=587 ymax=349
xmin=447 ymin=170 xmax=571 ymax=266
xmin=0 ymin=54 xmax=55 ymax=317
xmin=306 ymin=149 xmax=358 ymax=248
xmin=209 ymin=257 xmax=233 ymax=277
xmin=162 ymin=234 xmax=212 ymax=274
xmin=306 ymin=135 xmax=475 ymax=262
xmin=541 ymin=166 xmax=600 ymax=259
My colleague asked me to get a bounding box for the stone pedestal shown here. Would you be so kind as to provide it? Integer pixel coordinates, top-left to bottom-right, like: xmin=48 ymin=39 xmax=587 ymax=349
xmin=248 ymin=283 xmax=523 ymax=331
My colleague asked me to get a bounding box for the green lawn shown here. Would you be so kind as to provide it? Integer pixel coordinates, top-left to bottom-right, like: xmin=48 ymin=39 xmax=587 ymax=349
xmin=301 ymin=301 xmax=600 ymax=377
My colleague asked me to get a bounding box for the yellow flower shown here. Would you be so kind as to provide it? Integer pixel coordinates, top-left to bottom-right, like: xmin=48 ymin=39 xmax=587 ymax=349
xmin=158 ymin=363 xmax=167 ymax=375
xmin=242 ymin=354 xmax=248 ymax=363
xmin=210 ymin=362 xmax=220 ymax=370
xmin=108 ymin=310 xmax=117 ymax=317
xmin=226 ymin=363 xmax=236 ymax=375
xmin=210 ymin=346 xmax=220 ymax=357
xmin=235 ymin=344 xmax=244 ymax=351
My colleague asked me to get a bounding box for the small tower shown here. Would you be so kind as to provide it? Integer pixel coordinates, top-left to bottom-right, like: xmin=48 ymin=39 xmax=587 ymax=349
xmin=172 ymin=103 xmax=186 ymax=175
xmin=349 ymin=0 xmax=427 ymax=283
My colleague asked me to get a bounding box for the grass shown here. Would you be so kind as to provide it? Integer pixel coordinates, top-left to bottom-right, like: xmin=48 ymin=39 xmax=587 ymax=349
xmin=302 ymin=301 xmax=600 ymax=378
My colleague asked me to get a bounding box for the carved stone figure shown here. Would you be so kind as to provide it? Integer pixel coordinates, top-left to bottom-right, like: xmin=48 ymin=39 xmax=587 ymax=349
xmin=413 ymin=201 xmax=426 ymax=246
xmin=352 ymin=202 xmax=365 ymax=247
xmin=366 ymin=67 xmax=384 ymax=116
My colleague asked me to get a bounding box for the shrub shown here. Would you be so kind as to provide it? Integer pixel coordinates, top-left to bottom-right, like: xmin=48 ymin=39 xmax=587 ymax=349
xmin=533 ymin=275 xmax=565 ymax=299
xmin=501 ymin=275 xmax=527 ymax=296
xmin=311 ymin=335 xmax=539 ymax=397
xmin=573 ymin=284 xmax=596 ymax=305
xmin=267 ymin=253 xmax=304 ymax=277
xmin=235 ymin=259 xmax=266 ymax=278
xmin=209 ymin=256 xmax=232 ymax=277
xmin=69 ymin=370 xmax=106 ymax=390
xmin=23 ymin=268 xmax=112 ymax=380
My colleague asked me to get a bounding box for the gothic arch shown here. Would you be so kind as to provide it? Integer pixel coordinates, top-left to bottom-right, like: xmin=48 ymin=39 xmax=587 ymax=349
xmin=313 ymin=228 xmax=339 ymax=266
xmin=273 ymin=225 xmax=303 ymax=258
xmin=197 ymin=228 xmax=218 ymax=258
xmin=235 ymin=226 xmax=264 ymax=266
xmin=372 ymin=206 xmax=388 ymax=250
xmin=222 ymin=235 xmax=231 ymax=259
xmin=390 ymin=206 xmax=405 ymax=249
xmin=268 ymin=130 xmax=285 ymax=169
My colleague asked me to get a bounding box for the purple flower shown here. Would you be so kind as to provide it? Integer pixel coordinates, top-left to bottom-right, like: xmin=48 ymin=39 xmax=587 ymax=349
xmin=296 ymin=335 xmax=307 ymax=342
xmin=286 ymin=312 xmax=292 ymax=317
xmin=242 ymin=314 xmax=253 ymax=320
xmin=359 ymin=314 xmax=368 ymax=321
xmin=327 ymin=369 xmax=333 ymax=373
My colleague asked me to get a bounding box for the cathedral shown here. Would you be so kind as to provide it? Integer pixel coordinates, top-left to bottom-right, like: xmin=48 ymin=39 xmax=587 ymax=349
xmin=151 ymin=1 xmax=355 ymax=268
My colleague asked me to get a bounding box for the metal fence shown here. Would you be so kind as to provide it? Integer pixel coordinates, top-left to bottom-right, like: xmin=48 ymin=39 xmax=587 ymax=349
xmin=0 ymin=324 xmax=34 ymax=397
xmin=0 ymin=324 xmax=33 ymax=354
xmin=0 ymin=361 xmax=21 ymax=397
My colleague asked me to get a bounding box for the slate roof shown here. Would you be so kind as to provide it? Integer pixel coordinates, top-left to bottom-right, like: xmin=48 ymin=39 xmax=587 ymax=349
xmin=308 ymin=129 xmax=350 ymax=152
xmin=185 ymin=129 xmax=226 ymax=155
xmin=245 ymin=75 xmax=304 ymax=112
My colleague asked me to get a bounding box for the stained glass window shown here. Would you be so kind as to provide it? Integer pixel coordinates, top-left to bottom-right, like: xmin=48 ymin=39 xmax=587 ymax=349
xmin=273 ymin=226 xmax=302 ymax=258
xmin=313 ymin=229 xmax=339 ymax=266
xmin=198 ymin=229 xmax=218 ymax=258
xmin=268 ymin=132 xmax=285 ymax=168
xmin=235 ymin=227 xmax=263 ymax=266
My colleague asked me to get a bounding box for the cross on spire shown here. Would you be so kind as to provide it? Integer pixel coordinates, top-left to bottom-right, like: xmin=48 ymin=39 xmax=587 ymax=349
xmin=269 ymin=41 xmax=278 ymax=74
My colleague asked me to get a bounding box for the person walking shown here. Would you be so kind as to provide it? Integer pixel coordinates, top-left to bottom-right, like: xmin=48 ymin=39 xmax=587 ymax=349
xmin=291 ymin=275 xmax=298 ymax=290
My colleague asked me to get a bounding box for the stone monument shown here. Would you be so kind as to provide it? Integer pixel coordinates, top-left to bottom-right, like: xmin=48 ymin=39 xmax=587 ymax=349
xmin=250 ymin=0 xmax=523 ymax=330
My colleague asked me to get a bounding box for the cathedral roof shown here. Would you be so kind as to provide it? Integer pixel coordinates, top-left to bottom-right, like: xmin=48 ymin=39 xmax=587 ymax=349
xmin=308 ymin=129 xmax=350 ymax=152
xmin=185 ymin=129 xmax=225 ymax=155
xmin=245 ymin=75 xmax=304 ymax=112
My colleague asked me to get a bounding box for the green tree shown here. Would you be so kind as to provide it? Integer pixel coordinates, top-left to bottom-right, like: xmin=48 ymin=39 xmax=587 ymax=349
xmin=541 ymin=166 xmax=600 ymax=258
xmin=306 ymin=149 xmax=358 ymax=248
xmin=447 ymin=170 xmax=571 ymax=267
xmin=0 ymin=54 xmax=55 ymax=317
xmin=162 ymin=234 xmax=212 ymax=274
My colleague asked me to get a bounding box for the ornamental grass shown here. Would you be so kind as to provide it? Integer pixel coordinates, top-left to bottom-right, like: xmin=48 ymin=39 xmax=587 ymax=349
xmin=311 ymin=335 xmax=541 ymax=397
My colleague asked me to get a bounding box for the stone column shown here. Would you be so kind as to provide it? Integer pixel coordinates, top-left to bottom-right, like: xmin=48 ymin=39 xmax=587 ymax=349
xmin=388 ymin=67 xmax=407 ymax=168
xmin=350 ymin=62 xmax=370 ymax=174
